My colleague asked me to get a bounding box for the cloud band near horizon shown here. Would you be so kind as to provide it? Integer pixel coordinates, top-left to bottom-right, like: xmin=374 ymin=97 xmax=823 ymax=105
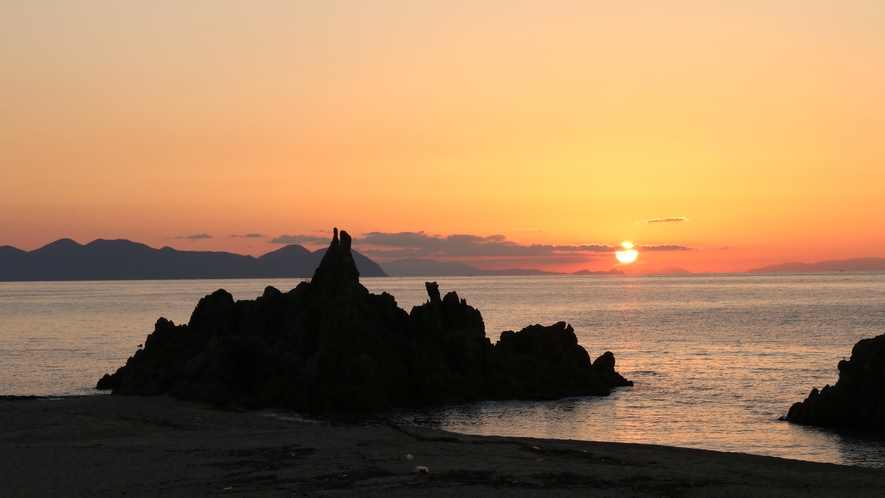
xmin=354 ymin=231 xmax=692 ymax=260
xmin=639 ymin=217 xmax=689 ymax=224
xmin=270 ymin=234 xmax=331 ymax=245
xmin=265 ymin=230 xmax=692 ymax=262
xmin=168 ymin=234 xmax=212 ymax=240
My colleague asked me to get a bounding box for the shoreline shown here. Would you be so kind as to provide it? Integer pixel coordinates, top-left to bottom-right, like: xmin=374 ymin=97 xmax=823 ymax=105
xmin=2 ymin=395 xmax=884 ymax=497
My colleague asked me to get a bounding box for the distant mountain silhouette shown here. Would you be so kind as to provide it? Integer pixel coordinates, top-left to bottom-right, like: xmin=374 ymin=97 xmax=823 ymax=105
xmin=381 ymin=258 xmax=483 ymax=276
xmin=747 ymin=258 xmax=885 ymax=274
xmin=381 ymin=258 xmax=565 ymax=276
xmin=478 ymin=268 xmax=562 ymax=276
xmin=637 ymin=267 xmax=693 ymax=275
xmin=572 ymin=268 xmax=626 ymax=275
xmin=0 ymin=239 xmax=387 ymax=281
xmin=381 ymin=258 xmax=624 ymax=277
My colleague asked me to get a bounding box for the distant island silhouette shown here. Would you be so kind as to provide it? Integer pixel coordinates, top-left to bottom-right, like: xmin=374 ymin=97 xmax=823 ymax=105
xmin=0 ymin=238 xmax=386 ymax=281
xmin=380 ymin=258 xmax=624 ymax=277
xmin=747 ymin=257 xmax=885 ymax=273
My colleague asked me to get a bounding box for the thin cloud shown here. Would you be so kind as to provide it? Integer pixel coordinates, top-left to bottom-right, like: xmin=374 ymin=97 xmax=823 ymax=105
xmin=639 ymin=217 xmax=689 ymax=224
xmin=229 ymin=233 xmax=265 ymax=238
xmin=635 ymin=244 xmax=693 ymax=252
xmin=269 ymin=234 xmax=330 ymax=245
xmin=168 ymin=234 xmax=212 ymax=240
xmin=358 ymin=231 xmax=614 ymax=259
xmin=357 ymin=231 xmax=689 ymax=260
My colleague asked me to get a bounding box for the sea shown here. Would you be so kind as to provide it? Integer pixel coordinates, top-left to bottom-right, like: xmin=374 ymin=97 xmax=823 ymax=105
xmin=2 ymin=273 xmax=885 ymax=468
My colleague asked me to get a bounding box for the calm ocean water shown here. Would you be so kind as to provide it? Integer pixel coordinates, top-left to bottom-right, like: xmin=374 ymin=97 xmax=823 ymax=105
xmin=2 ymin=273 xmax=885 ymax=468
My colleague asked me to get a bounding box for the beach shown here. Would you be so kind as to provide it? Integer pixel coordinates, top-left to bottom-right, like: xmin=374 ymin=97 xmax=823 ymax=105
xmin=2 ymin=395 xmax=883 ymax=497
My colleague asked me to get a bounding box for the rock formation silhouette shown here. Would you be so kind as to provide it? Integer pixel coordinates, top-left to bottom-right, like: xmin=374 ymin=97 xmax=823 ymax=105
xmin=97 ymin=229 xmax=632 ymax=411
xmin=785 ymin=333 xmax=885 ymax=429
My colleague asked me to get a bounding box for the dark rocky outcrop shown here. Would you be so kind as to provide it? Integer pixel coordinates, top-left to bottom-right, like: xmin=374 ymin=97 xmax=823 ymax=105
xmin=97 ymin=229 xmax=632 ymax=411
xmin=785 ymin=334 xmax=885 ymax=429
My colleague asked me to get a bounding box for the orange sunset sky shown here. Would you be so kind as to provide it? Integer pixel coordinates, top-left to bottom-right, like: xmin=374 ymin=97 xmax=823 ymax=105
xmin=2 ymin=1 xmax=884 ymax=273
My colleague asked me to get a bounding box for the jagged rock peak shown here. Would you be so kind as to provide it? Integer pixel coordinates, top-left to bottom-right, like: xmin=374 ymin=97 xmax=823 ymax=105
xmin=425 ymin=281 xmax=442 ymax=303
xmin=309 ymin=227 xmax=361 ymax=294
xmin=327 ymin=227 xmax=351 ymax=250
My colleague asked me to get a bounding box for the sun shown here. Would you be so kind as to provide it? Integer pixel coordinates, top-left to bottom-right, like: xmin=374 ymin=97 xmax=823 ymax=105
xmin=615 ymin=242 xmax=638 ymax=263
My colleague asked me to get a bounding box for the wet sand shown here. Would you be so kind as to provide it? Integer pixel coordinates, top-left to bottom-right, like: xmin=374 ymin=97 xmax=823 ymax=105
xmin=1 ymin=395 xmax=883 ymax=497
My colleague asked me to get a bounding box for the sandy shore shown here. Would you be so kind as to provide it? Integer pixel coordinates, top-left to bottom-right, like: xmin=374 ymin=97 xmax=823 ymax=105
xmin=1 ymin=395 xmax=883 ymax=497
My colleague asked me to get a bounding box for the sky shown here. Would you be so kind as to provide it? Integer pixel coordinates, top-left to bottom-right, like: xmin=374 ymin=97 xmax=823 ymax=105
xmin=2 ymin=1 xmax=884 ymax=273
